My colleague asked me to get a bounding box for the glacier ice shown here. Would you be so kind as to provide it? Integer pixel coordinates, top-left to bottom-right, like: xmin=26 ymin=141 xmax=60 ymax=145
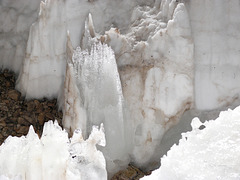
xmin=63 ymin=39 xmax=131 ymax=175
xmin=0 ymin=121 xmax=107 ymax=180
xmin=1 ymin=0 xmax=240 ymax=177
xmin=0 ymin=0 xmax=41 ymax=73
xmin=103 ymin=2 xmax=193 ymax=168
xmin=142 ymin=106 xmax=240 ymax=179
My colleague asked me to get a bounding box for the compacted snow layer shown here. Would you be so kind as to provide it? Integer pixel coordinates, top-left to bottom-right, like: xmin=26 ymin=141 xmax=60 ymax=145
xmin=0 ymin=121 xmax=107 ymax=180
xmin=142 ymin=106 xmax=240 ymax=180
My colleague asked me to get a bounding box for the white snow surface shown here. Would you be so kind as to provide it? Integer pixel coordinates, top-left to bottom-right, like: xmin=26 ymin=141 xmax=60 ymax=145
xmin=142 ymin=106 xmax=240 ymax=180
xmin=0 ymin=121 xmax=107 ymax=180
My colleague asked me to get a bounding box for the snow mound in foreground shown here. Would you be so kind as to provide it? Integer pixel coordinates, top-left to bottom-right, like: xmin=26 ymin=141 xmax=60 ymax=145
xmin=142 ymin=106 xmax=240 ymax=180
xmin=0 ymin=121 xmax=107 ymax=180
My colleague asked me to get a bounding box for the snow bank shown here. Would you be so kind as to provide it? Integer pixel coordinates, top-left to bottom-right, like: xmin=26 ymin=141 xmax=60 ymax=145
xmin=0 ymin=121 xmax=107 ymax=180
xmin=142 ymin=106 xmax=240 ymax=180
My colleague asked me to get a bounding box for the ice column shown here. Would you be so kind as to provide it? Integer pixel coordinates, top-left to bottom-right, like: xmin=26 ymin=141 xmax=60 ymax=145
xmin=63 ymin=41 xmax=130 ymax=174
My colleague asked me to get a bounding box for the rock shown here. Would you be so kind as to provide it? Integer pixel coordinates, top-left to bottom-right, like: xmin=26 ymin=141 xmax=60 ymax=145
xmin=2 ymin=100 xmax=9 ymax=104
xmin=17 ymin=126 xmax=29 ymax=134
xmin=34 ymin=100 xmax=40 ymax=108
xmin=3 ymin=71 xmax=12 ymax=78
xmin=45 ymin=112 xmax=54 ymax=120
xmin=36 ymin=103 xmax=43 ymax=113
xmin=27 ymin=101 xmax=35 ymax=111
xmin=111 ymin=165 xmax=145 ymax=180
xmin=18 ymin=117 xmax=30 ymax=126
xmin=23 ymin=115 xmax=35 ymax=125
xmin=13 ymin=110 xmax=20 ymax=117
xmin=0 ymin=104 xmax=8 ymax=111
xmin=5 ymin=81 xmax=11 ymax=87
xmin=47 ymin=102 xmax=55 ymax=107
xmin=8 ymin=90 xmax=21 ymax=101
xmin=38 ymin=113 xmax=45 ymax=125
xmin=0 ymin=121 xmax=6 ymax=127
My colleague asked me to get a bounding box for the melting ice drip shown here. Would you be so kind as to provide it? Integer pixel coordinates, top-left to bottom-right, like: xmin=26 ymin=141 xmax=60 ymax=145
xmin=63 ymin=42 xmax=129 ymax=174
xmin=0 ymin=121 xmax=107 ymax=180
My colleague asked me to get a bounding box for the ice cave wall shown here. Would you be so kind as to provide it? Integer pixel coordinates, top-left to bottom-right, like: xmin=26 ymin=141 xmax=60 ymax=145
xmin=1 ymin=0 xmax=240 ymax=176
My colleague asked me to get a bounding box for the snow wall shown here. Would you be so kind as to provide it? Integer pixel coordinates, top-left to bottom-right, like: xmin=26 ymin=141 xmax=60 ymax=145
xmin=1 ymin=0 xmax=240 ymax=178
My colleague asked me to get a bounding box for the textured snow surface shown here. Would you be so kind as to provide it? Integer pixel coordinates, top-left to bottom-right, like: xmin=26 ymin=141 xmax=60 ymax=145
xmin=142 ymin=106 xmax=240 ymax=180
xmin=0 ymin=121 xmax=107 ymax=180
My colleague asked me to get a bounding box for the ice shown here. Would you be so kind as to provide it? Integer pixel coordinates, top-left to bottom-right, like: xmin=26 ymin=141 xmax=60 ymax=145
xmin=14 ymin=0 xmax=138 ymax=99
xmin=186 ymin=0 xmax=240 ymax=110
xmin=0 ymin=121 xmax=107 ymax=180
xmin=142 ymin=106 xmax=240 ymax=180
xmin=104 ymin=2 xmax=193 ymax=168
xmin=63 ymin=39 xmax=130 ymax=175
xmin=0 ymin=0 xmax=41 ymax=73
xmin=1 ymin=0 xmax=240 ymax=177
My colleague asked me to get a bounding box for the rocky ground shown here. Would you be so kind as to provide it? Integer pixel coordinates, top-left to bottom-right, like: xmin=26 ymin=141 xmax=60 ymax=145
xmin=0 ymin=69 xmax=150 ymax=179
xmin=0 ymin=69 xmax=63 ymax=143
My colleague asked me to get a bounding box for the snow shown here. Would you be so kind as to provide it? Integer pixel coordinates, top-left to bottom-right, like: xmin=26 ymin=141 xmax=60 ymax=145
xmin=1 ymin=0 xmax=240 ymax=177
xmin=0 ymin=121 xmax=107 ymax=180
xmin=142 ymin=106 xmax=240 ymax=180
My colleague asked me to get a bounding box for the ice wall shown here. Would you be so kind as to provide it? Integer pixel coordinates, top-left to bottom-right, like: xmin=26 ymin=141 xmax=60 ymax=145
xmin=142 ymin=106 xmax=240 ymax=180
xmin=0 ymin=0 xmax=41 ymax=73
xmin=1 ymin=0 xmax=240 ymax=177
xmin=101 ymin=1 xmax=193 ymax=168
xmin=15 ymin=0 xmax=137 ymax=99
xmin=0 ymin=121 xmax=107 ymax=180
xmin=186 ymin=0 xmax=240 ymax=110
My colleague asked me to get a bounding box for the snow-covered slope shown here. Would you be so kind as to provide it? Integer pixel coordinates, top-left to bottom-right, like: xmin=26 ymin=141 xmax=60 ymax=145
xmin=142 ymin=106 xmax=240 ymax=180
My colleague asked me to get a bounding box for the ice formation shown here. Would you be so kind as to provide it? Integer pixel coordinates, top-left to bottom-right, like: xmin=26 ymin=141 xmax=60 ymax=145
xmin=63 ymin=39 xmax=131 ymax=174
xmin=142 ymin=106 xmax=240 ymax=180
xmin=0 ymin=121 xmax=107 ymax=180
xmin=1 ymin=0 xmax=240 ymax=177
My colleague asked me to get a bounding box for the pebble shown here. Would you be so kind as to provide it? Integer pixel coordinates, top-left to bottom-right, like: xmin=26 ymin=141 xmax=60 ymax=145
xmin=8 ymin=90 xmax=21 ymax=101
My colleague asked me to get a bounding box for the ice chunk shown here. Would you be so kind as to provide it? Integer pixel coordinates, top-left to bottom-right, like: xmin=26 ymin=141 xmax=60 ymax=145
xmin=0 ymin=121 xmax=107 ymax=180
